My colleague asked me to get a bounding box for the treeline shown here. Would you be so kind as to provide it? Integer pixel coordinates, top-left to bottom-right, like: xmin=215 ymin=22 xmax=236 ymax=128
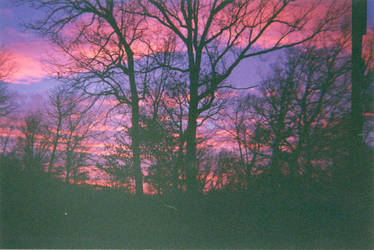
xmin=0 ymin=0 xmax=372 ymax=197
xmin=1 ymin=43 xmax=372 ymax=196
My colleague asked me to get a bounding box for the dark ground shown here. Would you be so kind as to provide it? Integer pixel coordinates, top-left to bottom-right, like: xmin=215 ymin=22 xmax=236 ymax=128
xmin=1 ymin=165 xmax=373 ymax=249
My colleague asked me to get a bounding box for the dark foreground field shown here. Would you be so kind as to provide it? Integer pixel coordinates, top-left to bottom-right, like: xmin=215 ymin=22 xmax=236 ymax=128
xmin=1 ymin=166 xmax=373 ymax=249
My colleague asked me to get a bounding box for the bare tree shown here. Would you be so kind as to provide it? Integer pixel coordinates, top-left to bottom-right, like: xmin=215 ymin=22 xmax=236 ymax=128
xmin=61 ymin=101 xmax=99 ymax=184
xmin=0 ymin=46 xmax=17 ymax=156
xmin=0 ymin=124 xmax=16 ymax=157
xmin=138 ymin=0 xmax=349 ymax=192
xmin=45 ymin=84 xmax=99 ymax=183
xmin=18 ymin=112 xmax=49 ymax=171
xmin=217 ymin=93 xmax=270 ymax=187
xmin=25 ymin=0 xmax=349 ymax=193
xmin=45 ymin=85 xmax=79 ymax=174
xmin=0 ymin=45 xmax=15 ymax=82
xmin=251 ymin=43 xmax=351 ymax=188
xmin=24 ymin=0 xmax=156 ymax=194
xmin=0 ymin=46 xmax=17 ymax=118
xmin=98 ymin=124 xmax=138 ymax=192
xmin=138 ymin=53 xmax=182 ymax=193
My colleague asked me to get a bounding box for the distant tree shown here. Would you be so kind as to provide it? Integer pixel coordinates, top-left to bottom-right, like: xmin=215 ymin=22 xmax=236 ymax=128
xmin=18 ymin=112 xmax=49 ymax=171
xmin=0 ymin=83 xmax=16 ymax=118
xmin=140 ymin=61 xmax=191 ymax=193
xmin=253 ymin=44 xmax=351 ymax=185
xmin=0 ymin=125 xmax=15 ymax=156
xmin=98 ymin=129 xmax=137 ymax=192
xmin=140 ymin=116 xmax=178 ymax=193
xmin=45 ymin=85 xmax=79 ymax=174
xmin=43 ymin=84 xmax=100 ymax=183
xmin=217 ymin=150 xmax=245 ymax=191
xmin=64 ymin=96 xmax=98 ymax=184
xmin=0 ymin=46 xmax=17 ymax=155
xmin=217 ymin=93 xmax=270 ymax=188
xmin=0 ymin=46 xmax=17 ymax=118
xmin=0 ymin=45 xmax=15 ymax=82
xmin=62 ymin=103 xmax=99 ymax=184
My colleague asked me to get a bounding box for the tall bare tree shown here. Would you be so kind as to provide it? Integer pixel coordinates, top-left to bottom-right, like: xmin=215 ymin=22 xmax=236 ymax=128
xmin=25 ymin=0 xmax=349 ymax=193
xmin=25 ymin=0 xmax=156 ymax=194
xmin=138 ymin=0 xmax=349 ymax=192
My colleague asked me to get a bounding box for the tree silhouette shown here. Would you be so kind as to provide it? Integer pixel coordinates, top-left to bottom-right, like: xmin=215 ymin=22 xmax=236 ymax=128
xmin=45 ymin=85 xmax=79 ymax=174
xmin=139 ymin=0 xmax=349 ymax=192
xmin=351 ymin=0 xmax=367 ymax=176
xmin=251 ymin=44 xmax=351 ymax=190
xmin=41 ymin=84 xmax=100 ymax=183
xmin=22 ymin=0 xmax=352 ymax=194
xmin=0 ymin=45 xmax=15 ymax=82
xmin=24 ymin=0 xmax=161 ymax=194
xmin=0 ymin=46 xmax=16 ymax=118
xmin=17 ymin=112 xmax=49 ymax=171
xmin=217 ymin=93 xmax=270 ymax=188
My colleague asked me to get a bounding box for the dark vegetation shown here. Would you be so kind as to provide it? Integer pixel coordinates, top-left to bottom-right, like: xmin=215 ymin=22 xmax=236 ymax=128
xmin=1 ymin=152 xmax=373 ymax=249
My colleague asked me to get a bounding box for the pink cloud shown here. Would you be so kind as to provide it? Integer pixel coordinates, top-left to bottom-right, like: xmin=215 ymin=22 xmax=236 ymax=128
xmin=4 ymin=40 xmax=52 ymax=84
xmin=2 ymin=0 xmax=348 ymax=85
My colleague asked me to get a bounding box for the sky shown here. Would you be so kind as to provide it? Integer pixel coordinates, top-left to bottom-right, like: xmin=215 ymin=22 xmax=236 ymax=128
xmin=0 ymin=0 xmax=373 ymax=191
xmin=1 ymin=0 xmax=372 ymax=103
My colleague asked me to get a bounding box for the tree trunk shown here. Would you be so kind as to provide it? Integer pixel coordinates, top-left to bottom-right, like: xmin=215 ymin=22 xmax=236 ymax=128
xmin=48 ymin=117 xmax=62 ymax=174
xmin=235 ymin=126 xmax=245 ymax=166
xmin=247 ymin=151 xmax=257 ymax=189
xmin=185 ymin=66 xmax=199 ymax=193
xmin=174 ymin=136 xmax=184 ymax=191
xmin=128 ymin=53 xmax=143 ymax=195
xmin=185 ymin=109 xmax=198 ymax=193
xmin=351 ymin=0 xmax=366 ymax=182
xmin=65 ymin=154 xmax=71 ymax=184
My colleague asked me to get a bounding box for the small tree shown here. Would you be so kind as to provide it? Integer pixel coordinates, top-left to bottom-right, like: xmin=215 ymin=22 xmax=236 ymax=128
xmin=0 ymin=45 xmax=15 ymax=82
xmin=18 ymin=112 xmax=49 ymax=171
xmin=0 ymin=46 xmax=17 ymax=118
xmin=45 ymin=85 xmax=79 ymax=174
xmin=217 ymin=93 xmax=270 ymax=188
xmin=44 ymin=84 xmax=100 ymax=183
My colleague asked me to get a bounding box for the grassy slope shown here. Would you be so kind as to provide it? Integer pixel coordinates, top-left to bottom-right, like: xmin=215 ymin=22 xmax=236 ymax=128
xmin=1 ymin=164 xmax=373 ymax=249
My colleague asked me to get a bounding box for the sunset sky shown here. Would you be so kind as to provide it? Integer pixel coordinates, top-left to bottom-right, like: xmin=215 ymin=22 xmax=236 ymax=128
xmin=1 ymin=0 xmax=372 ymax=106
xmin=1 ymin=3 xmax=372 ymax=247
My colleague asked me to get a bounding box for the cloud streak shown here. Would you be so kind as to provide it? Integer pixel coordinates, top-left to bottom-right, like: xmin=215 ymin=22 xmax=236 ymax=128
xmin=1 ymin=0 xmax=350 ymax=85
xmin=3 ymin=39 xmax=52 ymax=84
